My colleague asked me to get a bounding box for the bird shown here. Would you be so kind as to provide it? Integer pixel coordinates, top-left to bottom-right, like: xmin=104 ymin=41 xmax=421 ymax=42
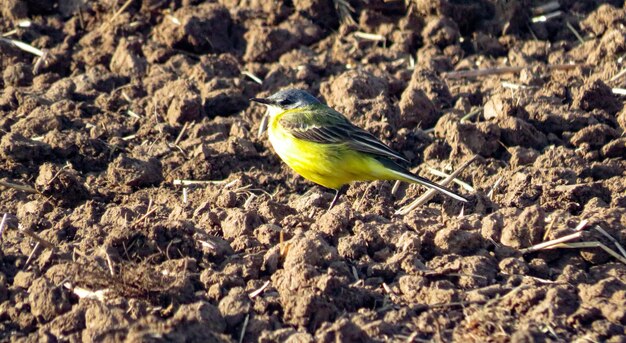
xmin=250 ymin=89 xmax=467 ymax=210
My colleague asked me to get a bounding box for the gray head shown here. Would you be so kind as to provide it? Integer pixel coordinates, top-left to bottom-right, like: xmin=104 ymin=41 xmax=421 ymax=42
xmin=250 ymin=89 xmax=321 ymax=110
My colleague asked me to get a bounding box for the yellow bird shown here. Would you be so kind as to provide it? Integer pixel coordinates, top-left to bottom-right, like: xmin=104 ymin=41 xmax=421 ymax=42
xmin=251 ymin=89 xmax=467 ymax=209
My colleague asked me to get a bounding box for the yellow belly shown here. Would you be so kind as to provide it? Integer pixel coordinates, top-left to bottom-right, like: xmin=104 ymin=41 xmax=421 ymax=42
xmin=268 ymin=124 xmax=393 ymax=190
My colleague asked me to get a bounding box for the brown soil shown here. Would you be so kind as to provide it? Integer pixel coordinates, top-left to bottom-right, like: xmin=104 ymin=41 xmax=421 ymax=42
xmin=1 ymin=0 xmax=626 ymax=342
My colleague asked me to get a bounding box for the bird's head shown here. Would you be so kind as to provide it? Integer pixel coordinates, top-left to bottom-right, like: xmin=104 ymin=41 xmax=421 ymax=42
xmin=251 ymin=89 xmax=321 ymax=114
xmin=251 ymin=89 xmax=321 ymax=137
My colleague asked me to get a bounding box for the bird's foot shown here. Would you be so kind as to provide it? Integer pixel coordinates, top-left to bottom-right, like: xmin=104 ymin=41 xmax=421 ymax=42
xmin=327 ymin=185 xmax=347 ymax=211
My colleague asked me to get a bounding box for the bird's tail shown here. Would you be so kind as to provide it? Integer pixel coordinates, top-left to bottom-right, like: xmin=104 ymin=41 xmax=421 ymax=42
xmin=377 ymin=158 xmax=468 ymax=202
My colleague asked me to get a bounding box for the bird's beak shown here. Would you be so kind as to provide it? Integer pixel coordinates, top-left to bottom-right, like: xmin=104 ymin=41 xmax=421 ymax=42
xmin=250 ymin=97 xmax=273 ymax=105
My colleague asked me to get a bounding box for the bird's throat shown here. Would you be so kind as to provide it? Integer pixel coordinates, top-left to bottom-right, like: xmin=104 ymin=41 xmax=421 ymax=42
xmin=265 ymin=105 xmax=284 ymax=118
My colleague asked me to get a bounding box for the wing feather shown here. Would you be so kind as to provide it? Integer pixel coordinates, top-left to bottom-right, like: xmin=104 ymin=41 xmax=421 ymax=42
xmin=279 ymin=106 xmax=408 ymax=163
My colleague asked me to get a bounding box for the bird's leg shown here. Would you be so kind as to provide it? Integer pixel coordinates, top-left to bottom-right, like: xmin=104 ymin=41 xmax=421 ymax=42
xmin=328 ymin=185 xmax=347 ymax=211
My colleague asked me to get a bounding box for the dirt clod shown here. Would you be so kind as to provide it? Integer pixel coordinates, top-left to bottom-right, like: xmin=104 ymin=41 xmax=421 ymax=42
xmin=0 ymin=132 xmax=51 ymax=161
xmin=500 ymin=205 xmax=545 ymax=249
xmin=35 ymin=163 xmax=89 ymax=205
xmin=153 ymin=3 xmax=234 ymax=54
xmin=3 ymin=62 xmax=33 ymax=87
xmin=573 ymin=80 xmax=622 ymax=115
xmin=106 ymin=154 xmax=163 ymax=188
xmin=570 ymin=123 xmax=620 ymax=148
xmin=110 ymin=37 xmax=147 ymax=78
xmin=28 ymin=277 xmax=72 ymax=322
xmin=399 ymin=80 xmax=439 ymax=128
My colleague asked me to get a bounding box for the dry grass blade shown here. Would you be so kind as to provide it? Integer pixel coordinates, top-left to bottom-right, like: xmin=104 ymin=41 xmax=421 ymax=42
xmin=446 ymin=66 xmax=525 ymax=79
xmin=102 ymin=247 xmax=116 ymax=276
xmin=33 ymin=49 xmax=50 ymax=74
xmin=532 ymin=0 xmax=560 ymax=15
xmin=0 ymin=20 xmax=31 ymax=37
xmin=173 ymin=179 xmax=229 ymax=186
xmin=396 ymin=155 xmax=477 ymax=215
xmin=610 ymin=68 xmax=626 ymax=82
xmin=165 ymin=13 xmax=181 ymax=26
xmin=460 ymin=107 xmax=483 ymax=123
xmin=2 ymin=29 xmax=17 ymax=37
xmin=520 ymin=231 xmax=583 ymax=254
xmin=182 ymin=187 xmax=188 ymax=204
xmin=173 ymin=121 xmax=189 ymax=146
xmin=565 ymin=21 xmax=585 ymax=45
xmin=426 ymin=167 xmax=475 ymax=192
xmin=64 ymin=283 xmax=111 ymax=301
xmin=542 ymin=215 xmax=558 ymax=241
xmin=24 ymin=242 xmax=40 ymax=268
xmin=239 ymin=314 xmax=250 ymax=343
xmin=19 ymin=224 xmax=56 ymax=251
xmin=354 ymin=32 xmax=386 ymax=42
xmin=126 ymin=110 xmax=141 ymax=118
xmin=553 ymin=241 xmax=626 ymax=265
xmin=130 ymin=198 xmax=157 ymax=227
xmin=487 ymin=175 xmax=504 ymax=199
xmin=197 ymin=239 xmax=217 ymax=250
xmin=391 ymin=180 xmax=402 ymax=196
xmin=249 ymin=280 xmax=270 ymax=298
xmin=0 ymin=37 xmax=45 ymax=56
xmin=243 ymin=193 xmax=256 ymax=209
xmin=351 ymin=265 xmax=359 ymax=281
xmin=612 ymin=88 xmax=626 ymax=95
xmin=242 ymin=71 xmax=263 ymax=85
xmin=501 ymin=81 xmax=535 ymax=90
xmin=574 ymin=219 xmax=589 ymax=231
xmin=354 ymin=183 xmax=374 ymax=211
xmin=0 ymin=180 xmax=37 ymax=193
xmin=103 ymin=0 xmax=134 ymax=30
xmin=592 ymin=226 xmax=626 ymax=259
xmin=531 ymin=10 xmax=562 ymax=23
xmin=0 ymin=213 xmax=8 ymax=240
xmin=444 ymin=63 xmax=584 ymax=79
xmin=258 ymin=114 xmax=269 ymax=138
xmin=279 ymin=231 xmax=291 ymax=258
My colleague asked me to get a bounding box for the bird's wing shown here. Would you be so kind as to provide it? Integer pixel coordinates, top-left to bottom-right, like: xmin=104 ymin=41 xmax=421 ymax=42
xmin=279 ymin=105 xmax=409 ymax=163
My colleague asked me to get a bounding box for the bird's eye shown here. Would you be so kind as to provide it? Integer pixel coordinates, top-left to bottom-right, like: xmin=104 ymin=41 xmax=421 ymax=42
xmin=279 ymin=99 xmax=292 ymax=106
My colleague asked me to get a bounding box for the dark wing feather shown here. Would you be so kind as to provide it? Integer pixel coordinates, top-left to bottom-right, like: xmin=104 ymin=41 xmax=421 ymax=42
xmin=279 ymin=106 xmax=408 ymax=163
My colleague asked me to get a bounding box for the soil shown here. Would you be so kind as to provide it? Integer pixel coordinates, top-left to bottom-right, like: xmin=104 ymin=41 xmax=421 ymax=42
xmin=1 ymin=0 xmax=626 ymax=342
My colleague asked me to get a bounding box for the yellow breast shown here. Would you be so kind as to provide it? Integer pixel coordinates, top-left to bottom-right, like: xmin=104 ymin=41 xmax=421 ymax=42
xmin=267 ymin=111 xmax=390 ymax=190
